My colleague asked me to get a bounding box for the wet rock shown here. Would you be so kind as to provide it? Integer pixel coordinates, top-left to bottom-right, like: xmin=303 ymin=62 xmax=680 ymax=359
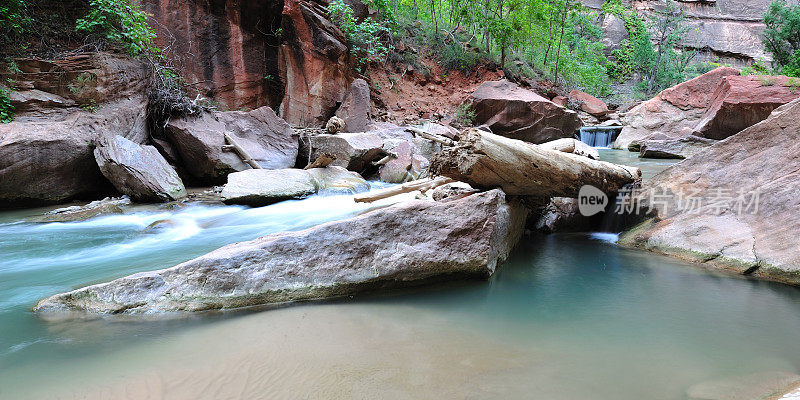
xmin=221 ymin=166 xmax=367 ymax=206
xmin=94 ymin=135 xmax=187 ymax=203
xmin=638 ymin=135 xmax=717 ymax=159
xmin=620 ymin=98 xmax=800 ymax=284
xmin=334 ymin=78 xmax=372 ymax=132
xmin=694 ymin=75 xmax=800 ymax=139
xmin=164 ymin=106 xmax=298 ymax=184
xmin=34 ymin=189 xmax=527 ymax=314
xmin=309 ymin=132 xmax=384 ymax=171
xmin=616 ymin=67 xmax=740 ymax=150
xmin=569 ymin=89 xmax=609 ymax=117
xmin=0 ymin=98 xmax=148 ymax=206
xmin=469 ymin=79 xmax=582 ymax=144
xmin=30 ymin=197 xmax=131 ymax=223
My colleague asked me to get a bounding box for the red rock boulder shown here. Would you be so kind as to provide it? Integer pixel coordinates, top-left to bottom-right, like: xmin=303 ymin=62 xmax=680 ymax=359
xmin=693 ymin=75 xmax=800 ymax=139
xmin=470 ymin=80 xmax=582 ymax=144
xmin=569 ymin=89 xmax=608 ymax=117
xmin=615 ymin=67 xmax=740 ymax=149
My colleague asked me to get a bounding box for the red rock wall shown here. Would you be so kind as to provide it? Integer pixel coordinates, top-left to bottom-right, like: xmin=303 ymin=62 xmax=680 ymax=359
xmin=142 ymin=0 xmax=285 ymax=111
xmin=143 ymin=0 xmax=353 ymax=127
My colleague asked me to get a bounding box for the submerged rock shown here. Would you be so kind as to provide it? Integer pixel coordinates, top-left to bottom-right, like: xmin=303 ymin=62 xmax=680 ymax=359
xmin=620 ymin=98 xmax=800 ymax=284
xmin=469 ymin=79 xmax=582 ymax=144
xmin=221 ymin=166 xmax=367 ymax=206
xmin=94 ymin=135 xmax=187 ymax=202
xmin=615 ymin=67 xmax=739 ymax=150
xmin=34 ymin=190 xmax=527 ymax=314
xmin=686 ymin=371 xmax=800 ymax=400
xmin=30 ymin=197 xmax=131 ymax=223
xmin=164 ymin=106 xmax=298 ymax=184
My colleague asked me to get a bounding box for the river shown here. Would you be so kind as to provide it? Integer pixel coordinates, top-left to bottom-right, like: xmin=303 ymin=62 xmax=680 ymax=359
xmin=1 ymin=150 xmax=798 ymax=399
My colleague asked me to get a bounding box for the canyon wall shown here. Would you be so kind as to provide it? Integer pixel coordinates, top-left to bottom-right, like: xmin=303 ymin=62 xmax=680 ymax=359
xmin=142 ymin=0 xmax=353 ymax=127
xmin=583 ymin=0 xmax=800 ymax=66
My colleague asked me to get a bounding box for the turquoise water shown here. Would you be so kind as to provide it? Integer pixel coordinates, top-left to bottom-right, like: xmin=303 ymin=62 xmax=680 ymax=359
xmin=1 ymin=153 xmax=799 ymax=399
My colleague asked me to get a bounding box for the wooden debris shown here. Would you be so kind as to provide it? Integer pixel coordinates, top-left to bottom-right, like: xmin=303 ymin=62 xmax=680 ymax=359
xmin=406 ymin=127 xmax=455 ymax=146
xmin=430 ymin=128 xmax=640 ymax=198
xmin=354 ymin=177 xmax=455 ymax=203
xmin=304 ymin=153 xmax=337 ymax=170
xmin=222 ymin=132 xmax=261 ymax=169
xmin=326 ymin=116 xmax=345 ymax=133
xmin=539 ymin=138 xmax=600 ymax=160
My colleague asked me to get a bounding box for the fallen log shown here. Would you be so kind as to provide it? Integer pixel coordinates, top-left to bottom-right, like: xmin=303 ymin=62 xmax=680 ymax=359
xmin=223 ymin=132 xmax=261 ymax=169
xmin=406 ymin=127 xmax=455 ymax=146
xmin=354 ymin=177 xmax=454 ymax=203
xmin=430 ymin=128 xmax=640 ymax=198
xmin=539 ymin=138 xmax=599 ymax=160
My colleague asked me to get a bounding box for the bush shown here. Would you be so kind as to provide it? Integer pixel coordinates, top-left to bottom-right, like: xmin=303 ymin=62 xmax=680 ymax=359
xmin=75 ymin=0 xmax=157 ymax=57
xmin=0 ymin=0 xmax=31 ymax=49
xmin=327 ymin=0 xmax=393 ymax=72
xmin=453 ymin=102 xmax=476 ymax=126
xmin=0 ymin=87 xmax=14 ymax=123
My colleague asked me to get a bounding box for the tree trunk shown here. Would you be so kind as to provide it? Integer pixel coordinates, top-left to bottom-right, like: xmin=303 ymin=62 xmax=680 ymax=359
xmin=430 ymin=129 xmax=641 ymax=199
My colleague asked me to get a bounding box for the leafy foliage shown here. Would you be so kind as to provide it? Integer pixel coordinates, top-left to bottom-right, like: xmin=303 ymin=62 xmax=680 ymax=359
xmin=75 ymin=0 xmax=156 ymax=56
xmin=0 ymin=87 xmax=14 ymax=123
xmin=763 ymin=0 xmax=800 ymax=75
xmin=327 ymin=0 xmax=394 ymax=72
xmin=0 ymin=0 xmax=31 ymax=49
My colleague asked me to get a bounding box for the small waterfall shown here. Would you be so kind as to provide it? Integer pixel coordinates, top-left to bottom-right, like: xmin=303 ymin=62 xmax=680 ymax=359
xmin=578 ymin=127 xmax=622 ymax=148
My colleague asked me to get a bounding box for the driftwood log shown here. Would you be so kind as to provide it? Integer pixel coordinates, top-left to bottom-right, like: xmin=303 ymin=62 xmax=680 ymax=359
xmin=354 ymin=177 xmax=454 ymax=203
xmin=430 ymin=128 xmax=640 ymax=198
xmin=222 ymin=132 xmax=261 ymax=169
xmin=539 ymin=138 xmax=599 ymax=160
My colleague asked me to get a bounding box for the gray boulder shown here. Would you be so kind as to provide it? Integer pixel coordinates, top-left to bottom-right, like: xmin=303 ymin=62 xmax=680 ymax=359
xmin=34 ymin=189 xmax=527 ymax=314
xmin=334 ymin=78 xmax=372 ymax=132
xmin=0 ymin=97 xmax=148 ymax=206
xmin=94 ymin=135 xmax=187 ymax=202
xmin=221 ymin=166 xmax=367 ymax=206
xmin=165 ymin=106 xmax=298 ymax=184
xmin=309 ymin=132 xmax=384 ymax=171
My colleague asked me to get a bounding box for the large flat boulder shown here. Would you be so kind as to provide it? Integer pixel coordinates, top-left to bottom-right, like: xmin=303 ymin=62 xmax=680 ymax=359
xmin=469 ymin=80 xmax=582 ymax=144
xmin=94 ymin=135 xmax=187 ymax=202
xmin=221 ymin=166 xmax=367 ymax=206
xmin=620 ymin=98 xmax=800 ymax=285
xmin=0 ymin=98 xmax=148 ymax=206
xmin=615 ymin=67 xmax=740 ymax=150
xmin=164 ymin=106 xmax=298 ymax=184
xmin=693 ymin=75 xmax=800 ymax=139
xmin=34 ymin=190 xmax=527 ymax=314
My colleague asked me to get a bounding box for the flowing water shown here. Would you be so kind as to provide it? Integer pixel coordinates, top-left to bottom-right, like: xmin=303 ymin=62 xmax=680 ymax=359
xmin=1 ymin=152 xmax=799 ymax=399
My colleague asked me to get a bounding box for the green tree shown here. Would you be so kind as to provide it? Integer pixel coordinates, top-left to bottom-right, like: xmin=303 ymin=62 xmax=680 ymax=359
xmin=76 ymin=0 xmax=157 ymax=57
xmin=762 ymin=0 xmax=800 ymax=76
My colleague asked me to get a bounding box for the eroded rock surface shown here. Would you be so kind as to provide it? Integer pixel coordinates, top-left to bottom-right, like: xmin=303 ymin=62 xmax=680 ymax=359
xmin=34 ymin=190 xmax=527 ymax=314
xmin=335 ymin=78 xmax=372 ymax=132
xmin=620 ymin=98 xmax=800 ymax=285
